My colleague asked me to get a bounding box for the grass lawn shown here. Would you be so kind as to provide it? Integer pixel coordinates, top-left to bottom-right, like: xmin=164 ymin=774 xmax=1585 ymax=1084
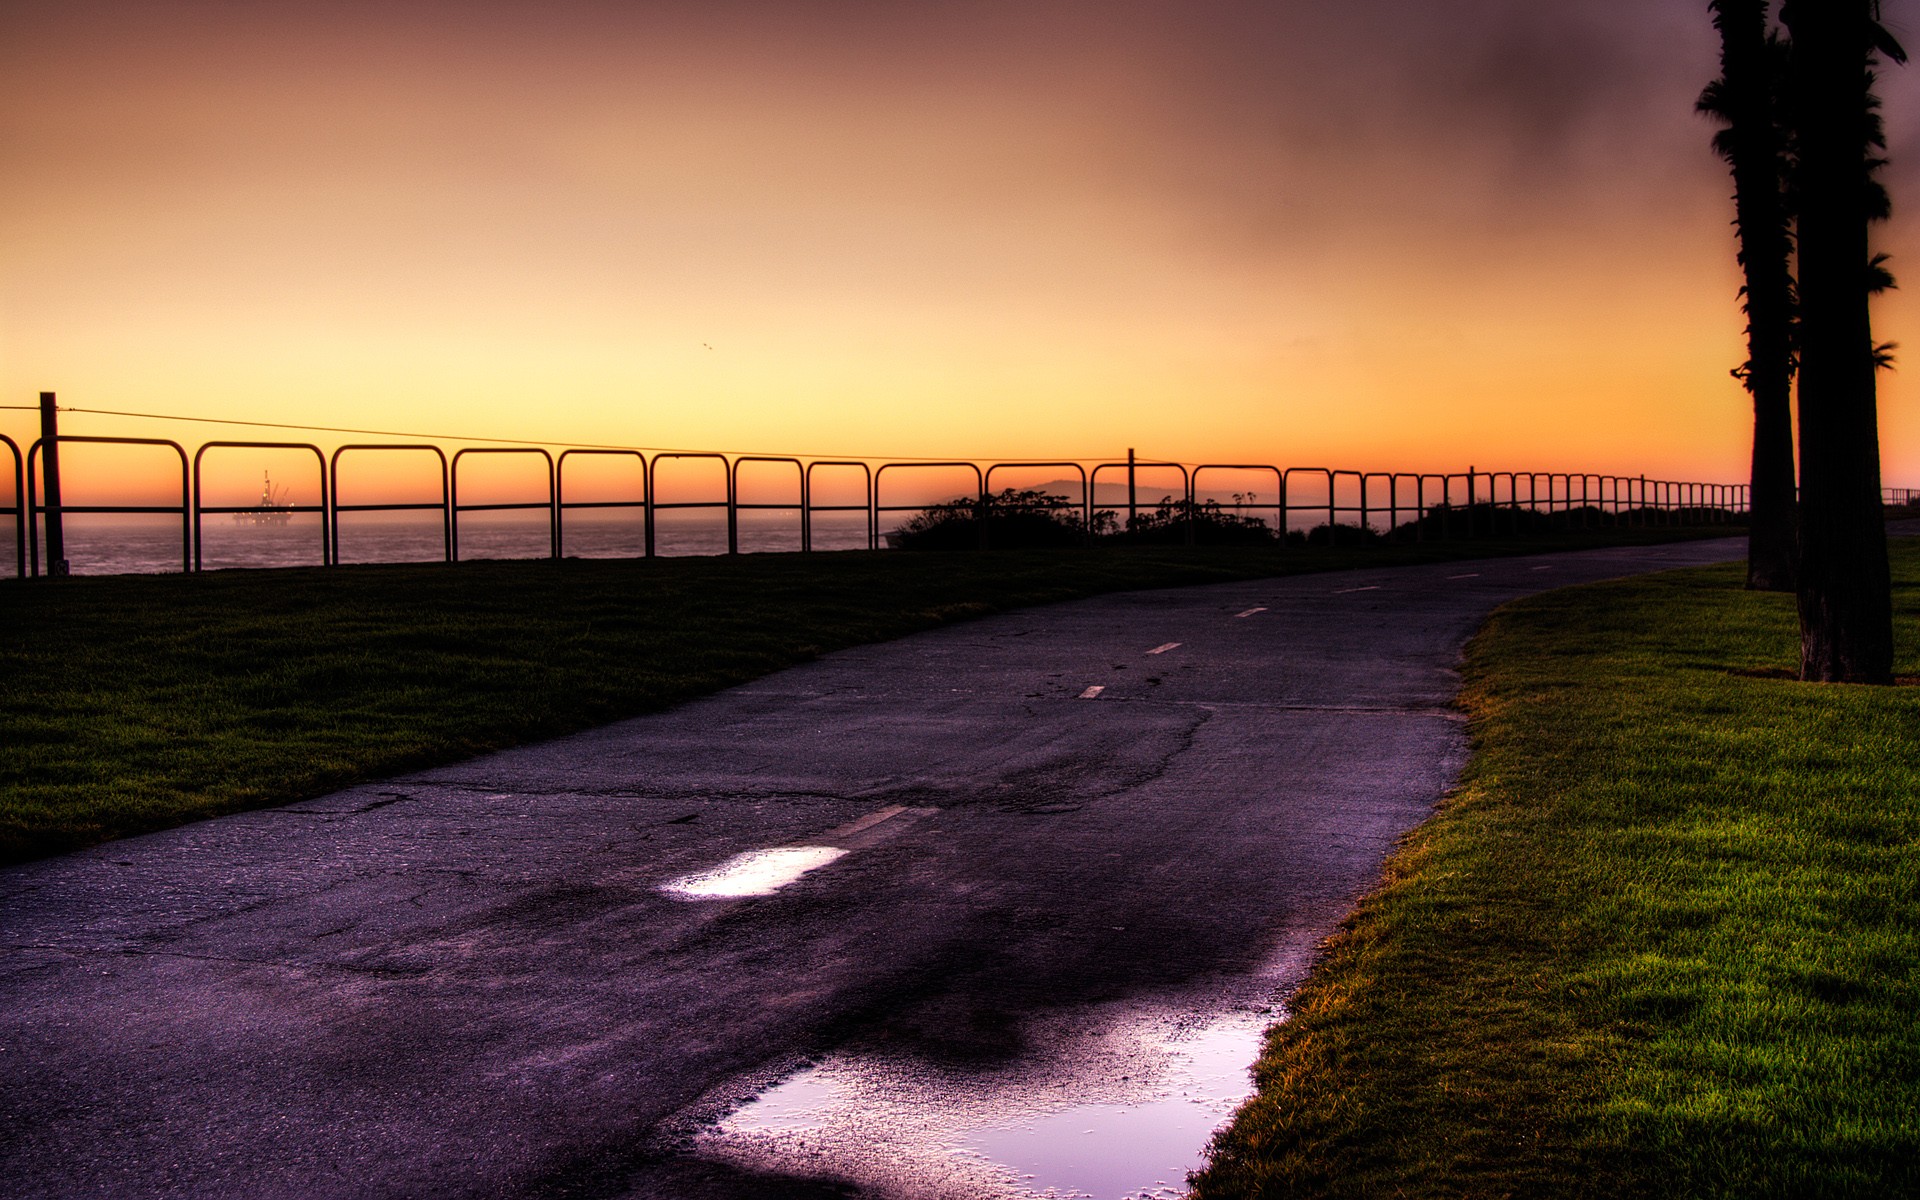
xmin=1194 ymin=535 xmax=1920 ymax=1199
xmin=0 ymin=528 xmax=1732 ymax=864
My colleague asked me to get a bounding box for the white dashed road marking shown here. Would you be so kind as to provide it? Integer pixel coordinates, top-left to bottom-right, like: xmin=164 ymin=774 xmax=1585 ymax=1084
xmin=1333 ymin=586 xmax=1381 ymax=594
xmin=1447 ymin=573 xmax=1480 ymax=580
xmin=1530 ymin=565 xmax=1555 ymax=571
xmin=1079 ymin=685 xmax=1106 ymax=699
xmin=826 ymin=805 xmax=910 ymax=839
xmin=1146 ymin=642 xmax=1182 ymax=655
xmin=1234 ymin=607 xmax=1267 ymax=618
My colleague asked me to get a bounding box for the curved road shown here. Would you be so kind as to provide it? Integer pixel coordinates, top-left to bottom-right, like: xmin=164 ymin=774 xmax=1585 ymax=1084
xmin=1 ymin=538 xmax=1747 ymax=1198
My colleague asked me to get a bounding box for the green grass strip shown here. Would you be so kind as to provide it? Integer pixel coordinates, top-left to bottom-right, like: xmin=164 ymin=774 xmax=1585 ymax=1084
xmin=1195 ymin=537 xmax=1920 ymax=1199
xmin=0 ymin=529 xmax=1728 ymax=865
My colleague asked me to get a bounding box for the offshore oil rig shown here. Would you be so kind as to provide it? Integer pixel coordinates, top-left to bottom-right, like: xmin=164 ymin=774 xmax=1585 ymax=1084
xmin=232 ymin=472 xmax=294 ymax=525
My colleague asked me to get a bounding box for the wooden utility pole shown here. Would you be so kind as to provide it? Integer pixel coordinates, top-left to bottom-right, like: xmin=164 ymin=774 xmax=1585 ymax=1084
xmin=1127 ymin=448 xmax=1137 ymax=532
xmin=39 ymin=392 xmax=68 ymax=577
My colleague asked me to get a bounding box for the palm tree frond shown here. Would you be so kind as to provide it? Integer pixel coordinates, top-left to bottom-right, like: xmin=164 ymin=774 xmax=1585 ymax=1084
xmin=1868 ymin=252 xmax=1898 ymax=293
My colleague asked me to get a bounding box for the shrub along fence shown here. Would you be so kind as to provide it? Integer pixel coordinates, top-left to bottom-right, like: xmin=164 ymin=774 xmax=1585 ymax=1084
xmin=0 ymin=397 xmax=1780 ymax=578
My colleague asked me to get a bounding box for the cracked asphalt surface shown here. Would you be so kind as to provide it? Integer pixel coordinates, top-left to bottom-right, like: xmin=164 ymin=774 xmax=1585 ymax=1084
xmin=0 ymin=538 xmax=1746 ymax=1198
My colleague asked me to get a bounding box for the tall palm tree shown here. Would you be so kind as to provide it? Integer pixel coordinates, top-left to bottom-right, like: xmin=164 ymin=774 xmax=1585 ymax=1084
xmin=1779 ymin=0 xmax=1905 ymax=683
xmin=1700 ymin=0 xmax=1799 ymax=591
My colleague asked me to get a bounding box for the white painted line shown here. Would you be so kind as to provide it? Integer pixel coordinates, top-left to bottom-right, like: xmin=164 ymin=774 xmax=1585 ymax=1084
xmin=1234 ymin=607 xmax=1268 ymax=618
xmin=1333 ymin=585 xmax=1381 ymax=594
xmin=1530 ymin=565 xmax=1555 ymax=571
xmin=1079 ymin=685 xmax=1106 ymax=699
xmin=1447 ymin=573 xmax=1480 ymax=580
xmin=1146 ymin=642 xmax=1182 ymax=655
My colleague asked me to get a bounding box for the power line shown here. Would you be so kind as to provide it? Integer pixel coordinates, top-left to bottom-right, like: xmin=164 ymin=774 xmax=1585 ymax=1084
xmin=33 ymin=405 xmax=1118 ymax=465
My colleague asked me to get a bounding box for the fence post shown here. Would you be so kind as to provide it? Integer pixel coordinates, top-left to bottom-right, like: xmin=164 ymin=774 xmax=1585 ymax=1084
xmin=39 ymin=392 xmax=68 ymax=577
xmin=1127 ymin=447 xmax=1137 ymax=532
xmin=726 ymin=457 xmax=739 ymax=555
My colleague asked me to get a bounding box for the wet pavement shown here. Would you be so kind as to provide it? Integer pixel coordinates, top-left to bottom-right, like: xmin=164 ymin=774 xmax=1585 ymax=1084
xmin=0 ymin=538 xmax=1748 ymax=1198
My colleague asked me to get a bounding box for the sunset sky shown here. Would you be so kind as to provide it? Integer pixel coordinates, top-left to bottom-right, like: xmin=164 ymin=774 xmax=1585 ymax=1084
xmin=2 ymin=0 xmax=1916 ymax=502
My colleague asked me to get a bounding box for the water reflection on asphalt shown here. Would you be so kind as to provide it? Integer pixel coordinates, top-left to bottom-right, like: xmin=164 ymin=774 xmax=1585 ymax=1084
xmin=698 ymin=1004 xmax=1276 ymax=1199
xmin=662 ymin=847 xmax=849 ymax=899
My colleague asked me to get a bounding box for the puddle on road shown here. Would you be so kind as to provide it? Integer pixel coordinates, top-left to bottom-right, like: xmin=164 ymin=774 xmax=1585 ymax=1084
xmin=696 ymin=1004 xmax=1277 ymax=1199
xmin=661 ymin=847 xmax=848 ymax=899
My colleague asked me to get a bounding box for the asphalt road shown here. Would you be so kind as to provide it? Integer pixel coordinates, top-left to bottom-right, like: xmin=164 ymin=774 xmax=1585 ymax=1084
xmin=0 ymin=538 xmax=1748 ymax=1199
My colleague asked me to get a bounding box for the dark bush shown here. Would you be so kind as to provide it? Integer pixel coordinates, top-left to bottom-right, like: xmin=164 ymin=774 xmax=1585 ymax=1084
xmin=1395 ymin=502 xmax=1572 ymax=539
xmin=1112 ymin=497 xmax=1278 ymax=546
xmin=891 ymin=488 xmax=1092 ymax=550
xmin=1295 ymin=522 xmax=1383 ymax=547
xmin=1392 ymin=502 xmax=1744 ymax=539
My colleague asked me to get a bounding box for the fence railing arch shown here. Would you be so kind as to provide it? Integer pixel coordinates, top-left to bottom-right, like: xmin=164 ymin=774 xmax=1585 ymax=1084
xmin=984 ymin=461 xmax=1090 ymax=539
xmin=329 ymin=444 xmax=451 ymax=566
xmin=450 ymin=447 xmax=556 ymax=562
xmin=556 ymin=449 xmax=648 ymax=559
xmin=874 ymin=461 xmax=985 ymax=548
xmin=1409 ymin=474 xmax=1441 ymax=539
xmin=802 ymin=460 xmax=874 ymax=551
xmin=28 ymin=436 xmax=191 ymax=576
xmin=647 ymin=452 xmax=732 ymax=558
xmin=1192 ymin=464 xmax=1283 ymax=539
xmin=1090 ymin=459 xmax=1190 ymax=540
xmin=191 ymin=441 xmax=330 ymax=571
xmin=2 ymin=434 xmax=23 ymax=578
xmin=1359 ymin=472 xmax=1393 ymax=537
xmin=731 ymin=456 xmax=805 ymax=555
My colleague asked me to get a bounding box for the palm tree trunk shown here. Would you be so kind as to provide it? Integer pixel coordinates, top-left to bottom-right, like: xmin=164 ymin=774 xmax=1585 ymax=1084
xmin=1708 ymin=0 xmax=1799 ymax=590
xmin=1783 ymin=0 xmax=1893 ymax=683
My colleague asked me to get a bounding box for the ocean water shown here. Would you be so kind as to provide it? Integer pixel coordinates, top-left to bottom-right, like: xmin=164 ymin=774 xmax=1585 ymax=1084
xmin=10 ymin=510 xmax=880 ymax=579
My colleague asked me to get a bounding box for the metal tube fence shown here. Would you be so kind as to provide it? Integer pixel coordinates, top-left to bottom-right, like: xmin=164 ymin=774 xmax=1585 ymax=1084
xmin=2 ymin=411 xmax=1800 ymax=580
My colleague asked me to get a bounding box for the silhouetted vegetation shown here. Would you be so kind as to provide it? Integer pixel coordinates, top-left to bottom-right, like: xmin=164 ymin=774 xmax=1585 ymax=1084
xmin=1111 ymin=496 xmax=1278 ymax=546
xmin=891 ymin=491 xmax=1284 ymax=549
xmin=1390 ymin=503 xmax=1744 ymax=541
xmin=889 ymin=487 xmax=1097 ymax=549
xmin=893 ymin=494 xmax=1749 ymax=552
